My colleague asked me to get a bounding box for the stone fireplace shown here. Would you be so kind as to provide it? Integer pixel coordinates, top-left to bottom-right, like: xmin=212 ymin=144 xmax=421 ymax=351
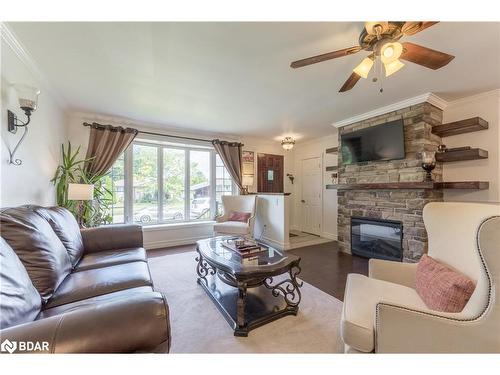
xmin=337 ymin=102 xmax=444 ymax=262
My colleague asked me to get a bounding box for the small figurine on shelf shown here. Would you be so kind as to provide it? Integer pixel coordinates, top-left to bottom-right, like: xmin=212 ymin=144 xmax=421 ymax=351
xmin=331 ymin=172 xmax=338 ymax=184
xmin=421 ymin=151 xmax=436 ymax=182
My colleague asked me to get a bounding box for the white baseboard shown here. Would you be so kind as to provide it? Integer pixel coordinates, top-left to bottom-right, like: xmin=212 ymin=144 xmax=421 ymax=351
xmin=321 ymin=231 xmax=338 ymax=240
xmin=145 ymin=235 xmax=210 ymax=250
xmin=260 ymin=236 xmax=290 ymax=251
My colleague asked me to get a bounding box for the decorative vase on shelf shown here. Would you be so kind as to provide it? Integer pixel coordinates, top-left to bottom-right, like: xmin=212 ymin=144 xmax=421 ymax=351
xmin=421 ymin=151 xmax=436 ymax=182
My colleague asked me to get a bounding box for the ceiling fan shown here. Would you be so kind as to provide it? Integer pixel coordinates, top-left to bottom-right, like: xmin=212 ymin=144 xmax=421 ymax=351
xmin=290 ymin=22 xmax=455 ymax=92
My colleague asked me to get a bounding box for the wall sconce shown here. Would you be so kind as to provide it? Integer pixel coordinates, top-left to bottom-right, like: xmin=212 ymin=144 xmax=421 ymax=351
xmin=7 ymin=84 xmax=40 ymax=165
xmin=286 ymin=173 xmax=295 ymax=184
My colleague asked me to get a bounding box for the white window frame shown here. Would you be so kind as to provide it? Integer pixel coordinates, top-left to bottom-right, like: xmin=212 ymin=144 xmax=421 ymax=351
xmin=116 ymin=138 xmax=235 ymax=226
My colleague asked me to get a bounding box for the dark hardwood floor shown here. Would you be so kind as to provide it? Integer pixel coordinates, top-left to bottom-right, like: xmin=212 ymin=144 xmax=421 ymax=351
xmin=148 ymin=241 xmax=368 ymax=302
xmin=289 ymin=241 xmax=368 ymax=301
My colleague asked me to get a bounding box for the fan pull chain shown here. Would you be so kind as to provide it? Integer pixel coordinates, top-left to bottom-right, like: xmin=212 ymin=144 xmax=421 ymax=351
xmin=379 ymin=58 xmax=384 ymax=93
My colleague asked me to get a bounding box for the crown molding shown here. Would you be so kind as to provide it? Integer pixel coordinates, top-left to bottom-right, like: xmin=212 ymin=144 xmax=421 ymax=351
xmin=1 ymin=22 xmax=67 ymax=109
xmin=331 ymin=92 xmax=448 ymax=128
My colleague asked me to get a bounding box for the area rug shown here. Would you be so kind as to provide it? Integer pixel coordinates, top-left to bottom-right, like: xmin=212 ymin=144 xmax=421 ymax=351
xmin=148 ymin=250 xmax=344 ymax=353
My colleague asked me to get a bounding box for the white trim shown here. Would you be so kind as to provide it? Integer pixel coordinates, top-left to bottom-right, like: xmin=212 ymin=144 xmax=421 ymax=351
xmin=331 ymin=92 xmax=448 ymax=128
xmin=142 ymin=220 xmax=215 ymax=232
xmin=321 ymin=231 xmax=338 ymax=240
xmin=260 ymin=235 xmax=290 ymax=251
xmin=144 ymin=235 xmax=211 ymax=250
xmin=0 ymin=22 xmax=67 ymax=109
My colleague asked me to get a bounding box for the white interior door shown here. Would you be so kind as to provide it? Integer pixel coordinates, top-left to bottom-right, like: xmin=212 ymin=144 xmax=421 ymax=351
xmin=300 ymin=157 xmax=322 ymax=236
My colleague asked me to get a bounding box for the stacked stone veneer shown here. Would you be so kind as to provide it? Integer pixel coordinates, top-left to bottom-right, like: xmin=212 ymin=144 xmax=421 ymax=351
xmin=337 ymin=102 xmax=444 ymax=262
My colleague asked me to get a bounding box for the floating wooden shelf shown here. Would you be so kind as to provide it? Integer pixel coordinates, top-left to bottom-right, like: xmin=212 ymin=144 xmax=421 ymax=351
xmin=436 ymin=148 xmax=488 ymax=162
xmin=432 ymin=117 xmax=488 ymax=137
xmin=433 ymin=181 xmax=490 ymax=190
xmin=325 ymin=147 xmax=338 ymax=154
xmin=325 ymin=166 xmax=338 ymax=171
xmin=325 ymin=181 xmax=489 ymax=190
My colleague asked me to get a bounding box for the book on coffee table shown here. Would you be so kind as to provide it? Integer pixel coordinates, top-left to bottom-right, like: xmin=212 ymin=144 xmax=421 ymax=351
xmin=221 ymin=238 xmax=268 ymax=257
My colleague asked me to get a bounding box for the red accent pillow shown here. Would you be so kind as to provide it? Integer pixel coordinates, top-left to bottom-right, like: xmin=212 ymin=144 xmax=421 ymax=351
xmin=415 ymin=254 xmax=476 ymax=313
xmin=228 ymin=211 xmax=251 ymax=223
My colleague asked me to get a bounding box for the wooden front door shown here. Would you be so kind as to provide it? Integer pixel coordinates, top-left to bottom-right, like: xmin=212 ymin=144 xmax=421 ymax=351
xmin=257 ymin=153 xmax=284 ymax=193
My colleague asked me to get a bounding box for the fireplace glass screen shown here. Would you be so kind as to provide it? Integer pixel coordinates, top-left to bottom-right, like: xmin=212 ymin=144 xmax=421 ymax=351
xmin=351 ymin=217 xmax=403 ymax=261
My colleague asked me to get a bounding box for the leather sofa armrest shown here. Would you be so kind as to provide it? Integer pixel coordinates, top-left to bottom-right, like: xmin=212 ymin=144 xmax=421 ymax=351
xmin=369 ymin=259 xmax=418 ymax=288
xmin=0 ymin=292 xmax=170 ymax=353
xmin=375 ymin=302 xmax=484 ymax=353
xmin=81 ymin=224 xmax=143 ymax=254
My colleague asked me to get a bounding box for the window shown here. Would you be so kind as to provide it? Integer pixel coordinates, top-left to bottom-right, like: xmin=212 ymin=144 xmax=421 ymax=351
xmin=133 ymin=144 xmax=158 ymax=224
xmin=163 ymin=148 xmax=185 ymax=222
xmin=108 ymin=139 xmax=235 ymax=225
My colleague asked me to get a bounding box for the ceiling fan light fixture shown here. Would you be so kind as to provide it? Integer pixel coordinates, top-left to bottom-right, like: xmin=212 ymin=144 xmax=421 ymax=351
xmin=380 ymin=42 xmax=403 ymax=64
xmin=353 ymin=57 xmax=374 ymax=79
xmin=364 ymin=21 xmax=389 ymax=35
xmin=384 ymin=59 xmax=405 ymax=77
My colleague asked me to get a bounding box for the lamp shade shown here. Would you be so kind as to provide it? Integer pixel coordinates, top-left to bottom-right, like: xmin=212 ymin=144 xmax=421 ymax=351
xmin=14 ymin=84 xmax=40 ymax=111
xmin=353 ymin=57 xmax=374 ymax=79
xmin=242 ymin=175 xmax=254 ymax=187
xmin=68 ymin=183 xmax=94 ymax=200
xmin=384 ymin=59 xmax=405 ymax=77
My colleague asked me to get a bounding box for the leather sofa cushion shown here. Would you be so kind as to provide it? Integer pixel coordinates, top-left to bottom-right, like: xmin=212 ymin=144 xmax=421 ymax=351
xmin=34 ymin=206 xmax=84 ymax=267
xmin=0 ymin=207 xmax=72 ymax=302
xmin=3 ymin=290 xmax=170 ymax=353
xmin=213 ymin=220 xmax=249 ymax=235
xmin=44 ymin=261 xmax=153 ymax=309
xmin=1 ymin=237 xmax=42 ymax=328
xmin=38 ymin=286 xmax=153 ymax=319
xmin=74 ymin=247 xmax=147 ymax=272
xmin=341 ymin=273 xmax=428 ymax=352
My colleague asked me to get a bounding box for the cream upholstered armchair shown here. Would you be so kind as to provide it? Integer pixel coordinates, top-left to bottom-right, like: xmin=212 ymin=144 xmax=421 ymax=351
xmin=213 ymin=195 xmax=257 ymax=237
xmin=341 ymin=202 xmax=500 ymax=353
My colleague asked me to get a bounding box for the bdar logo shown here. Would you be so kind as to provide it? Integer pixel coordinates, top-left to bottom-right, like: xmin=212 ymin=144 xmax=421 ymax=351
xmin=1 ymin=339 xmax=17 ymax=354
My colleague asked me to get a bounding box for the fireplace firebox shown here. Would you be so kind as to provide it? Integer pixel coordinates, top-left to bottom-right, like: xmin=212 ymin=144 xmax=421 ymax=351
xmin=351 ymin=217 xmax=403 ymax=261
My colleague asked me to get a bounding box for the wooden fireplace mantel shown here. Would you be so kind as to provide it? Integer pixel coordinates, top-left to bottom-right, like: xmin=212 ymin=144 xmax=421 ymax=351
xmin=325 ymin=181 xmax=489 ymax=190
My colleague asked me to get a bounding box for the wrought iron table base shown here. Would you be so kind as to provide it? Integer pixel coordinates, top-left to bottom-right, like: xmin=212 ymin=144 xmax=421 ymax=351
xmin=195 ymin=252 xmax=303 ymax=337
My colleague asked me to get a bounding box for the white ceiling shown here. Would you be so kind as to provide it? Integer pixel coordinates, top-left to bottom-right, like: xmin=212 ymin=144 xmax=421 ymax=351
xmin=7 ymin=22 xmax=500 ymax=141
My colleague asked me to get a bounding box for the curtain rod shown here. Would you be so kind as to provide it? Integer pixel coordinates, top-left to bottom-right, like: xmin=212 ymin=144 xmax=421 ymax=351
xmin=83 ymin=122 xmax=214 ymax=144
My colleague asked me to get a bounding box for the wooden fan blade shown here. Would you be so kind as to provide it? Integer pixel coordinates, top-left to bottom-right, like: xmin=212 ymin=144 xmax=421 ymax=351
xmin=402 ymin=21 xmax=439 ymax=36
xmin=290 ymin=46 xmax=362 ymax=68
xmin=400 ymin=42 xmax=454 ymax=70
xmin=339 ymin=72 xmax=361 ymax=92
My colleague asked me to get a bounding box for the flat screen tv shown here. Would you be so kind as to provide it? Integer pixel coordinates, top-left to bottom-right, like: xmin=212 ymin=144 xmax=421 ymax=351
xmin=340 ymin=119 xmax=405 ymax=164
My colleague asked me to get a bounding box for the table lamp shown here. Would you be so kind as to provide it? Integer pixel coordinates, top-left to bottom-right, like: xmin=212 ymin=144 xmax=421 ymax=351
xmin=68 ymin=183 xmax=94 ymax=226
xmin=241 ymin=175 xmax=254 ymax=195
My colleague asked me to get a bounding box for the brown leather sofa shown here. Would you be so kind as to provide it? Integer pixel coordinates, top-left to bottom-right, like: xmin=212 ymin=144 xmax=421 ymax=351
xmin=0 ymin=205 xmax=171 ymax=353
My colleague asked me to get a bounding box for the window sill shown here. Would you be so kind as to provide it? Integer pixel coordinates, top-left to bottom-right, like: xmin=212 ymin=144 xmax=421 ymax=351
xmin=141 ymin=220 xmax=215 ymax=232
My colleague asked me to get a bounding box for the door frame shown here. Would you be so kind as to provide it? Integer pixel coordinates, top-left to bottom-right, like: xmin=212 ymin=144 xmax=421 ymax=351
xmin=299 ymin=154 xmax=324 ymax=235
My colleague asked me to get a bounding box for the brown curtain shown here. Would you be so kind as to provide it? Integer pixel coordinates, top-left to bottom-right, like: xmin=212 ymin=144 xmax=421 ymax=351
xmin=212 ymin=139 xmax=244 ymax=191
xmin=84 ymin=122 xmax=138 ymax=178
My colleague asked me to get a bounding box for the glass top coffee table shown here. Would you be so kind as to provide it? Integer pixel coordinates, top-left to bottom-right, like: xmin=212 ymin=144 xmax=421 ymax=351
xmin=195 ymin=236 xmax=303 ymax=336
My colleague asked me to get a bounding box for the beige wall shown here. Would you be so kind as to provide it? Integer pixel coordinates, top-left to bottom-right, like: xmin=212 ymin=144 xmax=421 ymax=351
xmin=442 ymin=90 xmax=500 ymax=203
xmin=1 ymin=39 xmax=66 ymax=207
xmin=290 ymin=132 xmax=338 ymax=239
